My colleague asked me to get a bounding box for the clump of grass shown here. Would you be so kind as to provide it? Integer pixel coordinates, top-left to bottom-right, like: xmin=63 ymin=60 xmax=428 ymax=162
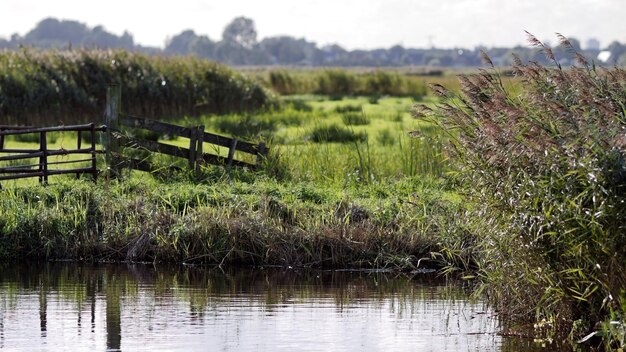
xmin=285 ymin=99 xmax=313 ymax=112
xmin=368 ymin=95 xmax=380 ymax=104
xmin=316 ymin=70 xmax=357 ymax=98
xmin=209 ymin=110 xmax=305 ymax=139
xmin=376 ymin=128 xmax=395 ymax=146
xmin=341 ymin=112 xmax=370 ymax=126
xmin=364 ymin=70 xmax=426 ymax=99
xmin=308 ymin=124 xmax=367 ymax=143
xmin=415 ymin=34 xmax=626 ymax=347
xmin=334 ymin=104 xmax=362 ymax=113
xmin=269 ymin=70 xmax=298 ymax=95
xmin=213 ymin=114 xmax=278 ymax=139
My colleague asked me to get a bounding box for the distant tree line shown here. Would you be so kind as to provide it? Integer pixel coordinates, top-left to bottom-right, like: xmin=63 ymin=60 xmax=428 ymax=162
xmin=2 ymin=17 xmax=626 ymax=67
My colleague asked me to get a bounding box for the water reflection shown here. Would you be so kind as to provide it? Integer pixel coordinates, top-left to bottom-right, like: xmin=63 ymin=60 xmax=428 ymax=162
xmin=0 ymin=263 xmax=532 ymax=351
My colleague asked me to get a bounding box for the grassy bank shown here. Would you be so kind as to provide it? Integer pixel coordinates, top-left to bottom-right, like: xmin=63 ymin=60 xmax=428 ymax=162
xmin=0 ymin=175 xmax=466 ymax=270
xmin=0 ymin=49 xmax=277 ymax=125
xmin=415 ymin=39 xmax=626 ymax=347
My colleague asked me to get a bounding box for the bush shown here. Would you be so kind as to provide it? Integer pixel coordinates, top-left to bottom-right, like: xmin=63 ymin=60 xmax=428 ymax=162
xmin=415 ymin=34 xmax=626 ymax=345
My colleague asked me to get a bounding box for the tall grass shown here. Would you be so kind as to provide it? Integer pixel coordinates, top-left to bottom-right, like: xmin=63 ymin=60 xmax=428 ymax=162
xmin=0 ymin=49 xmax=277 ymax=125
xmin=415 ymin=34 xmax=626 ymax=347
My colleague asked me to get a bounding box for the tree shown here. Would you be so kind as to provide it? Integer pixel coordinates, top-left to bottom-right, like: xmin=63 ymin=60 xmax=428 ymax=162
xmin=165 ymin=30 xmax=198 ymax=55
xmin=24 ymin=18 xmax=88 ymax=47
xmin=189 ymin=36 xmax=216 ymax=59
xmin=607 ymin=41 xmax=626 ymax=64
xmin=222 ymin=17 xmax=257 ymax=49
xmin=83 ymin=26 xmax=134 ymax=49
xmin=260 ymin=36 xmax=316 ymax=65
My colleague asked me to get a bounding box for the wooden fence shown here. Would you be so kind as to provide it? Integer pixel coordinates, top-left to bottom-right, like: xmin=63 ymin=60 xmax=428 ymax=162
xmin=0 ymin=124 xmax=104 ymax=184
xmin=0 ymin=86 xmax=268 ymax=185
xmin=103 ymin=85 xmax=268 ymax=178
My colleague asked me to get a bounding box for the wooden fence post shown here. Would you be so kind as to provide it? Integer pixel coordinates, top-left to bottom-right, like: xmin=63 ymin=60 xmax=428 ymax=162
xmin=188 ymin=127 xmax=198 ymax=171
xmin=90 ymin=123 xmax=98 ymax=182
xmin=195 ymin=125 xmax=204 ymax=179
xmin=76 ymin=129 xmax=82 ymax=179
xmin=256 ymin=142 xmax=267 ymax=167
xmin=39 ymin=131 xmax=48 ymax=184
xmin=104 ymin=85 xmax=122 ymax=178
xmin=227 ymin=138 xmax=238 ymax=167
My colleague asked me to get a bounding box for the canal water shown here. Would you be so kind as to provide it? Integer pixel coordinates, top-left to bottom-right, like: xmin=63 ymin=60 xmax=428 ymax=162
xmin=0 ymin=263 xmax=536 ymax=351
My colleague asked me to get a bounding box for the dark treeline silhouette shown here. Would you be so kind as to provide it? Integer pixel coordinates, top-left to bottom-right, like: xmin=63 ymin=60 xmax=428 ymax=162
xmin=2 ymin=16 xmax=626 ymax=67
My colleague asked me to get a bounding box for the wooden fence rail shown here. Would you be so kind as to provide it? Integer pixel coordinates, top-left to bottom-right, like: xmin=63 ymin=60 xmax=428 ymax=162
xmin=0 ymin=123 xmax=105 ymax=184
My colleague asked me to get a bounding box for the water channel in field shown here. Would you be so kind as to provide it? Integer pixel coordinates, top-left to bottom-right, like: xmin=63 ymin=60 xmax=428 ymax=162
xmin=0 ymin=263 xmax=542 ymax=351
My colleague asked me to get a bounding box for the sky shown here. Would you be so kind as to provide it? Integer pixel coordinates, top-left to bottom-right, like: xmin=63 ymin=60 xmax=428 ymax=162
xmin=1 ymin=0 xmax=625 ymax=50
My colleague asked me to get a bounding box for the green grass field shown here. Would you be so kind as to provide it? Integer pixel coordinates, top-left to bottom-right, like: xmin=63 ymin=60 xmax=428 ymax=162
xmin=149 ymin=95 xmax=445 ymax=184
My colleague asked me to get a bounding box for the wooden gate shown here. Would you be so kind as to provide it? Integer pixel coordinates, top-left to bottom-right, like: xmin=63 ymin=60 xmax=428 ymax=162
xmin=0 ymin=124 xmax=104 ymax=184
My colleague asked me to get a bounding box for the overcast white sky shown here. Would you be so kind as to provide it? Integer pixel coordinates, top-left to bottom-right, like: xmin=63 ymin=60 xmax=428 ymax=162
xmin=1 ymin=0 xmax=624 ymax=49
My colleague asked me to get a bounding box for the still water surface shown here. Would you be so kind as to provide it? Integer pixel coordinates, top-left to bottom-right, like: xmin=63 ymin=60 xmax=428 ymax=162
xmin=0 ymin=263 xmax=533 ymax=351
